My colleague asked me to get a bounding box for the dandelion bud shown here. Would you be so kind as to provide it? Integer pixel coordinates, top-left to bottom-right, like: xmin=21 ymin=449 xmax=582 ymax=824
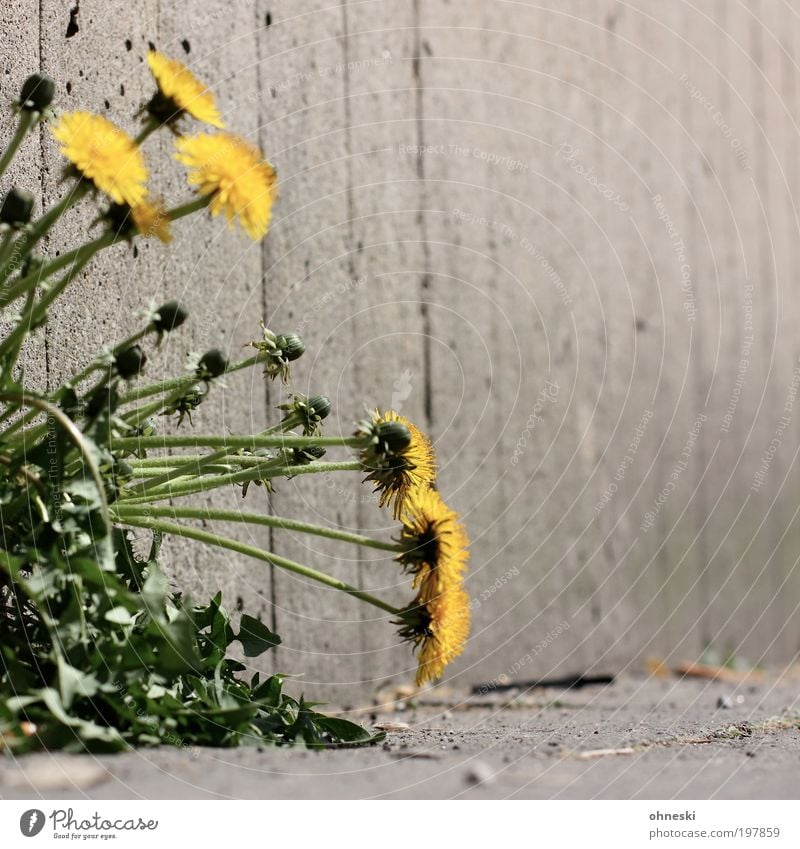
xmin=0 ymin=188 xmax=34 ymax=228
xmin=198 ymin=348 xmax=228 ymax=379
xmin=276 ymin=332 xmax=305 ymax=362
xmin=115 ymin=345 xmax=147 ymax=378
xmin=153 ymin=300 xmax=189 ymax=333
xmin=306 ymin=394 xmax=331 ymax=421
xmin=19 ymin=73 xmax=56 ymax=112
xmin=375 ymin=420 xmax=412 ymax=454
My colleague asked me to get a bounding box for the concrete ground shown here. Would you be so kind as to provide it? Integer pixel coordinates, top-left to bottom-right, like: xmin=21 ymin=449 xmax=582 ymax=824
xmin=1 ymin=673 xmax=799 ymax=800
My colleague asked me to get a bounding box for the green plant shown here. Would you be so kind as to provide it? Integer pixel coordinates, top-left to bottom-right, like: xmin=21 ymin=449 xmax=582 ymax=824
xmin=0 ymin=56 xmax=471 ymax=753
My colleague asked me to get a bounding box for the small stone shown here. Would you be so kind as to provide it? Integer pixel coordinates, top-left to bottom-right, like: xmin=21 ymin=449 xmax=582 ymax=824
xmin=464 ymin=761 xmax=495 ymax=786
xmin=717 ymin=695 xmax=733 ymax=709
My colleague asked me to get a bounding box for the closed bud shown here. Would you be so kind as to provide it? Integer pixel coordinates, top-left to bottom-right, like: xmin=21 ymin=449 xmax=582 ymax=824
xmin=276 ymin=332 xmax=305 ymax=362
xmin=198 ymin=348 xmax=228 ymax=379
xmin=153 ymin=300 xmax=189 ymax=333
xmin=115 ymin=345 xmax=147 ymax=378
xmin=19 ymin=73 xmax=56 ymax=112
xmin=1 ymin=188 xmax=34 ymax=228
xmin=376 ymin=420 xmax=412 ymax=454
xmin=306 ymin=394 xmax=331 ymax=421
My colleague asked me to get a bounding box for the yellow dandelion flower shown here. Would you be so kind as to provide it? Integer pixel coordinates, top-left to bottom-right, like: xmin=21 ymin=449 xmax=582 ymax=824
xmin=131 ymin=199 xmax=172 ymax=243
xmin=146 ymin=51 xmax=224 ymax=130
xmin=397 ymin=488 xmax=469 ymax=595
xmin=399 ymin=582 xmax=471 ymax=687
xmin=174 ymin=132 xmax=277 ymax=241
xmin=52 ymin=111 xmax=148 ymax=207
xmin=359 ymin=409 xmax=437 ymax=519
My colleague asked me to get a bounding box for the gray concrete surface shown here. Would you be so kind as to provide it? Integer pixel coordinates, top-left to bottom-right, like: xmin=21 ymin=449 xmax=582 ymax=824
xmin=3 ymin=1 xmax=800 ymax=702
xmin=1 ymin=675 xmax=798 ymax=799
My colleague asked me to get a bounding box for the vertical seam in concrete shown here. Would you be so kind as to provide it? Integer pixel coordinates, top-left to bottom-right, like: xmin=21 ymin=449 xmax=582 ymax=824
xmin=412 ymin=0 xmax=433 ymax=429
xmin=38 ymin=0 xmax=50 ymax=391
xmin=254 ymin=4 xmax=278 ymax=637
xmin=339 ymin=0 xmax=368 ymax=675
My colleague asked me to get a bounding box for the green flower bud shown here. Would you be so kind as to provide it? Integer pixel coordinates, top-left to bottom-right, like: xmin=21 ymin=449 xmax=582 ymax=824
xmin=197 ymin=348 xmax=228 ymax=379
xmin=115 ymin=345 xmax=147 ymax=378
xmin=0 ymin=188 xmax=34 ymax=228
xmin=292 ymin=445 xmax=327 ymax=464
xmin=375 ymin=420 xmax=412 ymax=454
xmin=276 ymin=332 xmax=305 ymax=362
xmin=306 ymin=394 xmax=331 ymax=421
xmin=153 ymin=300 xmax=189 ymax=333
xmin=20 ymin=252 xmax=44 ymax=277
xmin=19 ymin=73 xmax=56 ymax=112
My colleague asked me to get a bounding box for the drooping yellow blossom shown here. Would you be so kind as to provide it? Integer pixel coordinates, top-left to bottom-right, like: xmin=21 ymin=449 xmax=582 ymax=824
xmin=399 ymin=582 xmax=471 ymax=687
xmin=397 ymin=487 xmax=469 ymax=595
xmin=146 ymin=51 xmax=224 ymax=129
xmin=174 ymin=132 xmax=277 ymax=240
xmin=52 ymin=111 xmax=148 ymax=206
xmin=131 ymin=199 xmax=172 ymax=243
xmin=360 ymin=409 xmax=437 ymax=519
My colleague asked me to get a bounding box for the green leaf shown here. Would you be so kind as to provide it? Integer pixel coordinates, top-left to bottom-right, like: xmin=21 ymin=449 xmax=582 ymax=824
xmin=238 ymin=614 xmax=281 ymax=657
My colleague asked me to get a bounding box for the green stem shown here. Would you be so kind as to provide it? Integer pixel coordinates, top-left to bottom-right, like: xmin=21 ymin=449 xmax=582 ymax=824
xmin=0 ymin=392 xmax=111 ymax=541
xmin=112 ymin=505 xmax=400 ymax=553
xmin=134 ymin=118 xmax=160 ymax=146
xmin=0 ymin=229 xmax=115 ymax=310
xmin=117 ymin=459 xmax=363 ymax=506
xmin=61 ymin=325 xmax=152 ymax=392
xmin=0 ymin=249 xmax=96 ymax=361
xmin=168 ymin=194 xmax=212 ymax=222
xmin=111 ymin=433 xmax=364 ymax=452
xmin=0 ymin=181 xmax=90 ymax=289
xmin=117 ymin=351 xmax=266 ymax=406
xmin=114 ymin=515 xmax=401 ymax=615
xmin=0 ymin=110 xmax=36 ymax=182
xmin=0 ymin=230 xmax=15 ymax=268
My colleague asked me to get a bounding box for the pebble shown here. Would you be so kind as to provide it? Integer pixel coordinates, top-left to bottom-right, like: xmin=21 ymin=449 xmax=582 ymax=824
xmin=717 ymin=695 xmax=733 ymax=709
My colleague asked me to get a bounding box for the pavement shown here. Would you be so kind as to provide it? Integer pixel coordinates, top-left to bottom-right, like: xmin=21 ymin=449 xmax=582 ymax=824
xmin=1 ymin=672 xmax=799 ymax=799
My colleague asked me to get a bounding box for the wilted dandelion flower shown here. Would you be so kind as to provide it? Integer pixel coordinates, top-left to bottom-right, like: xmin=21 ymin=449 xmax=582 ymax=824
xmin=174 ymin=132 xmax=277 ymax=240
xmin=398 ymin=582 xmax=471 ymax=686
xmin=358 ymin=409 xmax=436 ymax=519
xmin=146 ymin=51 xmax=224 ymax=130
xmin=52 ymin=111 xmax=148 ymax=206
xmin=131 ymin=199 xmax=172 ymax=243
xmin=397 ymin=488 xmax=469 ymax=595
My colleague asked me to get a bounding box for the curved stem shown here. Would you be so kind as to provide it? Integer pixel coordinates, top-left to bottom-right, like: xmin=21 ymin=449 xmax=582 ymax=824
xmin=117 ymin=351 xmax=266 ymax=406
xmin=111 ymin=433 xmax=364 ymax=453
xmin=113 ymin=504 xmax=400 ymax=553
xmin=134 ymin=117 xmax=160 ymax=146
xmin=0 ymin=229 xmax=115 ymax=310
xmin=117 ymin=459 xmax=363 ymax=506
xmin=0 ymin=110 xmax=36 ymax=181
xmin=168 ymin=194 xmax=212 ymax=222
xmin=0 ymin=181 xmax=90 ymax=288
xmin=0 ymin=248 xmax=96 ymax=362
xmin=114 ymin=514 xmax=401 ymax=615
xmin=0 ymin=392 xmax=111 ymax=540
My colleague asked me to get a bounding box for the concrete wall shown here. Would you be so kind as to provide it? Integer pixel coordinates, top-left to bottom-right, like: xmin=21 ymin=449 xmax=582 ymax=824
xmin=2 ymin=1 xmax=799 ymax=699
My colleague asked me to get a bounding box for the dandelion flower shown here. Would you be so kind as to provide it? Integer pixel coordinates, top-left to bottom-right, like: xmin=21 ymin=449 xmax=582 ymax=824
xmin=131 ymin=199 xmax=172 ymax=243
xmin=359 ymin=409 xmax=436 ymax=519
xmin=146 ymin=51 xmax=224 ymax=130
xmin=174 ymin=132 xmax=277 ymax=240
xmin=52 ymin=111 xmax=148 ymax=206
xmin=399 ymin=582 xmax=471 ymax=686
xmin=397 ymin=488 xmax=469 ymax=594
